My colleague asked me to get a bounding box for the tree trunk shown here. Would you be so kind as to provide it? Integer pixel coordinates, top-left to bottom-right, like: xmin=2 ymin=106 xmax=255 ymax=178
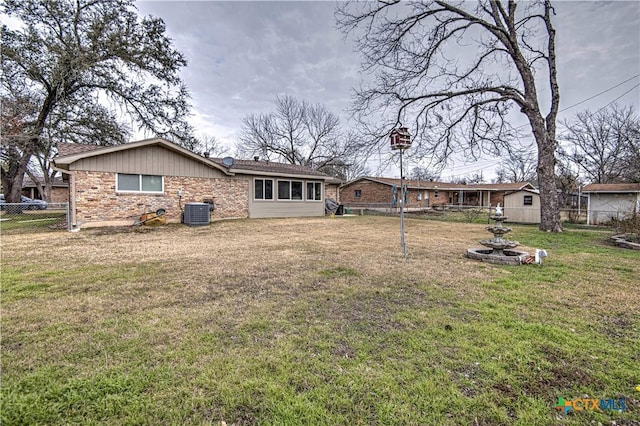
xmin=1 ymin=151 xmax=32 ymax=213
xmin=536 ymin=132 xmax=563 ymax=232
xmin=3 ymin=154 xmax=31 ymax=202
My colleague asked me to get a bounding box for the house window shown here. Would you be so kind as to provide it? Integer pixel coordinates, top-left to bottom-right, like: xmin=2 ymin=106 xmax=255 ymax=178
xmin=277 ymin=180 xmax=303 ymax=200
xmin=306 ymin=182 xmax=322 ymax=201
xmin=523 ymin=195 xmax=533 ymax=206
xmin=354 ymin=189 xmax=362 ymax=198
xmin=116 ymin=174 xmax=163 ymax=193
xmin=254 ymin=179 xmax=274 ymax=200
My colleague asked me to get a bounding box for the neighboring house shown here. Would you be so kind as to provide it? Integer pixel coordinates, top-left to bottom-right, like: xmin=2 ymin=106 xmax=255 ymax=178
xmin=53 ymin=138 xmax=333 ymax=228
xmin=340 ymin=177 xmax=535 ymax=209
xmin=21 ymin=176 xmax=69 ymax=203
xmin=503 ymin=188 xmax=541 ymax=224
xmin=582 ymin=183 xmax=640 ymax=225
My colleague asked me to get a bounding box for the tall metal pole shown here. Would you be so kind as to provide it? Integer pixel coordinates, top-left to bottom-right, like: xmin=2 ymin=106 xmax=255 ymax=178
xmin=390 ymin=126 xmax=411 ymax=258
xmin=400 ymin=148 xmax=407 ymax=257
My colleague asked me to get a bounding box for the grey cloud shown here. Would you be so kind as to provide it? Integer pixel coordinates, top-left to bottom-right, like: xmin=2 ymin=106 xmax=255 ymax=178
xmin=137 ymin=0 xmax=639 ymax=164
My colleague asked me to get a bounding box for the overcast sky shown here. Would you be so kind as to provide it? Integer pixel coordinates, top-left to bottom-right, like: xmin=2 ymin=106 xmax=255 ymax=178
xmin=136 ymin=1 xmax=640 ymax=180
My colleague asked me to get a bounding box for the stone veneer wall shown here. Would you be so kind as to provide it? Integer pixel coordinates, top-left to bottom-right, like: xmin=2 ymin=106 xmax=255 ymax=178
xmin=73 ymin=170 xmax=249 ymax=226
xmin=50 ymin=187 xmax=70 ymax=204
xmin=325 ymin=184 xmax=339 ymax=203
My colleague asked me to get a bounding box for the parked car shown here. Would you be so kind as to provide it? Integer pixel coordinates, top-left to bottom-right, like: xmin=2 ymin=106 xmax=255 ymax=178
xmin=0 ymin=194 xmax=48 ymax=210
xmin=21 ymin=196 xmax=48 ymax=210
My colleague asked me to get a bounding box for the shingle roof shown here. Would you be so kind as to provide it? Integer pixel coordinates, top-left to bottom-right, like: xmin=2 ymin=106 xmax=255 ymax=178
xmin=22 ymin=176 xmax=68 ymax=187
xmin=56 ymin=142 xmax=104 ymax=157
xmin=582 ymin=183 xmax=640 ymax=193
xmin=213 ymin=158 xmax=330 ymax=178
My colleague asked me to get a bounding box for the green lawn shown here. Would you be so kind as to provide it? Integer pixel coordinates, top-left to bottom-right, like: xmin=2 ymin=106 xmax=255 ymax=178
xmin=1 ymin=216 xmax=638 ymax=425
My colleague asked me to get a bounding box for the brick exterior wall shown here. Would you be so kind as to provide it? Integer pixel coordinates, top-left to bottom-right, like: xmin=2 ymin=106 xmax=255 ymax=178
xmin=340 ymin=180 xmax=392 ymax=205
xmin=73 ymin=171 xmax=249 ymax=226
xmin=325 ymin=184 xmax=339 ymax=203
xmin=340 ymin=180 xmax=507 ymax=208
xmin=340 ymin=180 xmax=450 ymax=207
xmin=50 ymin=187 xmax=69 ymax=203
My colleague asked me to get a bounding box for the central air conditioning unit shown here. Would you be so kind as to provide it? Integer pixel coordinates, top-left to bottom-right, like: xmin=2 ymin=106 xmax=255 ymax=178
xmin=182 ymin=203 xmax=210 ymax=226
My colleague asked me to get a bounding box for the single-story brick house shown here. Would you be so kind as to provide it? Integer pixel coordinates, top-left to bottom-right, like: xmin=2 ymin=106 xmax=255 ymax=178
xmin=53 ymin=138 xmax=334 ymax=228
xmin=21 ymin=176 xmax=69 ymax=203
xmin=339 ymin=177 xmax=536 ymax=209
xmin=582 ymin=183 xmax=640 ymax=225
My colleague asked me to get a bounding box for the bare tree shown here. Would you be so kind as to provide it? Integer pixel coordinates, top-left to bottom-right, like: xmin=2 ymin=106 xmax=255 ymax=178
xmin=410 ymin=166 xmax=441 ymax=182
xmin=466 ymin=172 xmax=486 ymax=184
xmin=237 ymin=95 xmax=362 ymax=175
xmin=494 ymin=149 xmax=538 ymax=184
xmin=559 ymin=104 xmax=640 ymax=184
xmin=1 ymin=0 xmax=194 ymax=203
xmin=338 ymin=0 xmax=563 ymax=231
xmin=317 ymin=156 xmax=370 ymax=182
xmin=447 ymin=172 xmax=484 ymax=184
xmin=555 ymin=159 xmax=583 ymax=210
xmin=194 ymin=134 xmax=228 ymax=158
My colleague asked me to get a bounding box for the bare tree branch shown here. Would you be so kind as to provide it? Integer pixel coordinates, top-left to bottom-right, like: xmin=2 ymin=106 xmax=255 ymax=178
xmin=237 ymin=95 xmax=365 ymax=179
xmin=559 ymin=104 xmax=640 ymax=184
xmin=1 ymin=0 xmax=194 ymax=203
xmin=337 ymin=0 xmax=563 ymax=231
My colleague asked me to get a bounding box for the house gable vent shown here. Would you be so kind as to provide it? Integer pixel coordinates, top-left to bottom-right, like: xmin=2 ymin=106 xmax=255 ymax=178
xmin=183 ymin=203 xmax=210 ymax=226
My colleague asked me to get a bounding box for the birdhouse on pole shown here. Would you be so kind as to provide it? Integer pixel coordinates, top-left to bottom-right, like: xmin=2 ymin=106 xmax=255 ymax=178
xmin=390 ymin=127 xmax=412 ymax=150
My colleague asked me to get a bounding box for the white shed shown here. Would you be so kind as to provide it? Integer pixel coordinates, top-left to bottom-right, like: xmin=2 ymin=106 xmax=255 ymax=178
xmin=503 ymin=189 xmax=541 ymax=224
xmin=582 ymin=183 xmax=640 ymax=225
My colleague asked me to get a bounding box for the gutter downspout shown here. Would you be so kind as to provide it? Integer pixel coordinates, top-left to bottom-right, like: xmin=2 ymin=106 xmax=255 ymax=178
xmin=69 ymin=172 xmax=77 ymax=229
xmin=54 ymin=167 xmax=77 ymax=231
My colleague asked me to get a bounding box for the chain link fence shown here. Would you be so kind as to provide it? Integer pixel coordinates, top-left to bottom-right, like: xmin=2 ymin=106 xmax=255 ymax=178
xmin=342 ymin=203 xmax=633 ymax=227
xmin=1 ymin=201 xmax=633 ymax=232
xmin=0 ymin=203 xmax=70 ymax=233
xmin=343 ymin=203 xmax=494 ymax=223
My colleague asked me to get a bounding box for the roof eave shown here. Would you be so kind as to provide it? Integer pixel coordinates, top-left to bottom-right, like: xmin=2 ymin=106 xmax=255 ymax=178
xmin=53 ymin=138 xmax=233 ymax=176
xmin=582 ymin=190 xmax=640 ymax=194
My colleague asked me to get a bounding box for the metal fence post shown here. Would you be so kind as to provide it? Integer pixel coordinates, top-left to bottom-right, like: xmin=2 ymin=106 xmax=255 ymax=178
xmin=66 ymin=202 xmax=71 ymax=231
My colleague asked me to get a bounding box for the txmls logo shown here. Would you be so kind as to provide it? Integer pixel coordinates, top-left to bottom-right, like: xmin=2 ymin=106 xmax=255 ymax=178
xmin=555 ymin=397 xmax=627 ymax=414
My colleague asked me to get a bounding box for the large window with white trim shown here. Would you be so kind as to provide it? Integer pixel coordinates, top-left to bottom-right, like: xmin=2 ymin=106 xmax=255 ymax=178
xmin=306 ymin=182 xmax=322 ymax=201
xmin=278 ymin=180 xmax=303 ymax=200
xmin=116 ymin=174 xmax=163 ymax=193
xmin=254 ymin=178 xmax=274 ymax=200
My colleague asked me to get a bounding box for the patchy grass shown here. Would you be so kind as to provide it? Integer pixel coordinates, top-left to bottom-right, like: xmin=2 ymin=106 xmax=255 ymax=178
xmin=1 ymin=216 xmax=639 ymax=425
xmin=0 ymin=211 xmax=66 ymax=232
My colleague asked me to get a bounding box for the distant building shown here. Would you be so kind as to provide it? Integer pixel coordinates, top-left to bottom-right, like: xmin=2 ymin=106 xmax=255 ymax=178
xmin=21 ymin=176 xmax=69 ymax=203
xmin=582 ymin=183 xmax=640 ymax=225
xmin=339 ymin=176 xmax=536 ymax=210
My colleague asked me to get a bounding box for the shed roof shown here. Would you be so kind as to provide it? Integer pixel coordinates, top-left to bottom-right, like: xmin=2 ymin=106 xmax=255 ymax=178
xmin=504 ymin=188 xmax=540 ymax=196
xmin=582 ymin=183 xmax=640 ymax=193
